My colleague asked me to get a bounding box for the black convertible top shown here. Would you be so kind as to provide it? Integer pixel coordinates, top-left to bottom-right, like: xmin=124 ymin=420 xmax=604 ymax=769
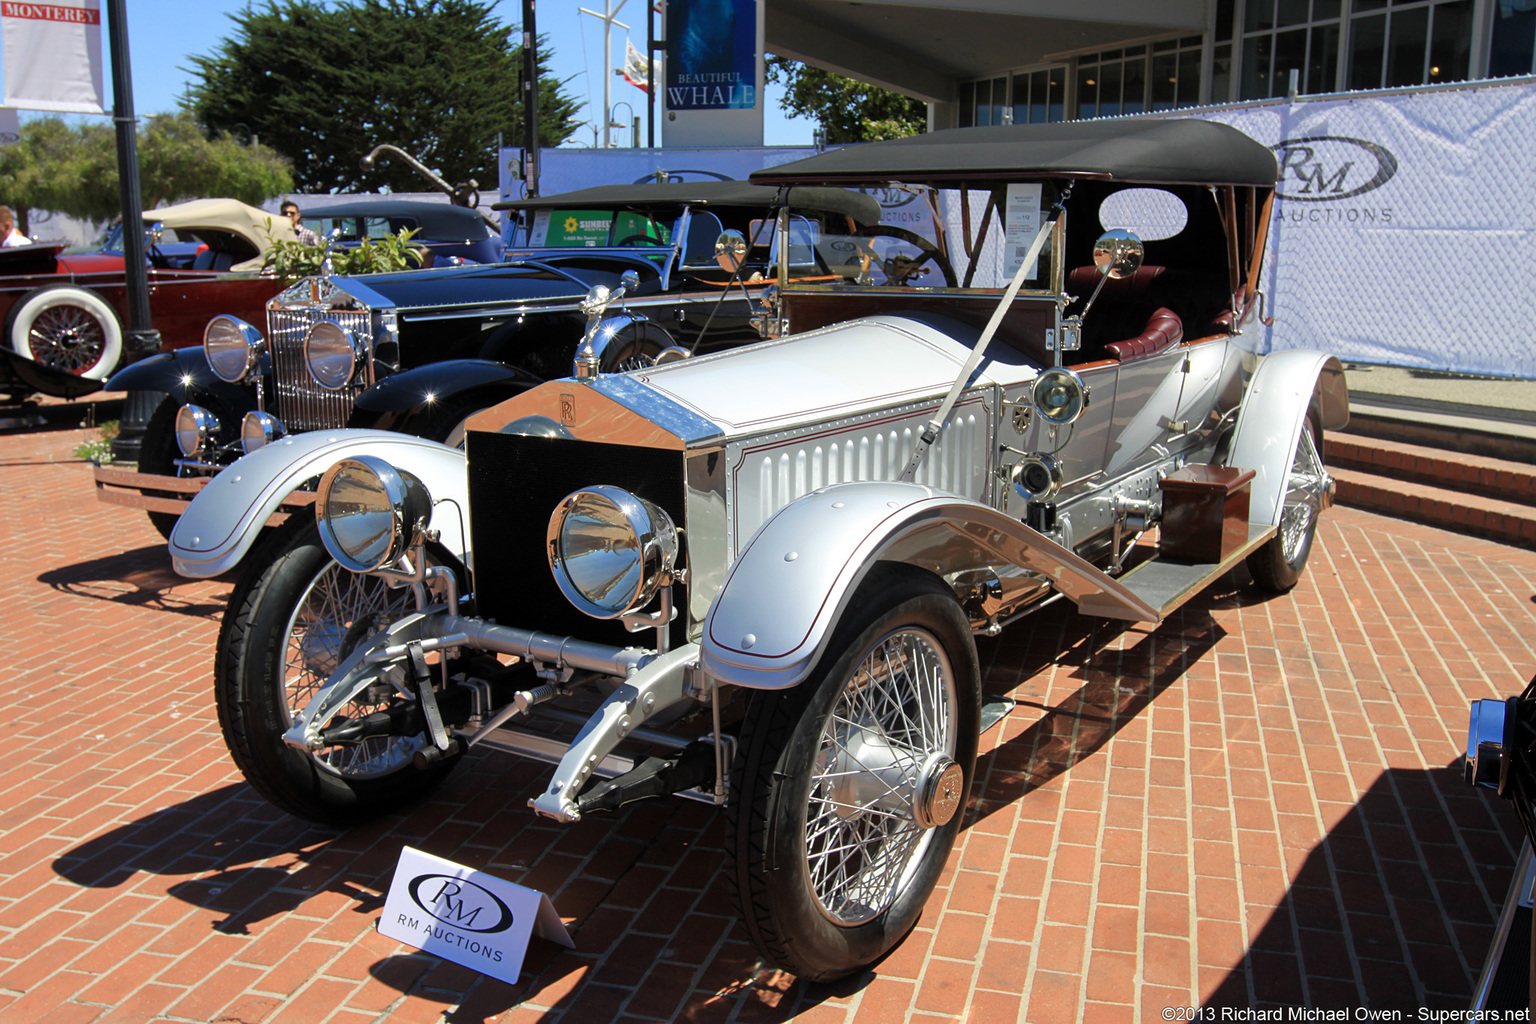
xmin=749 ymin=119 xmax=1278 ymax=188
xmin=494 ymin=181 xmax=881 ymax=225
xmin=301 ymin=199 xmax=494 ymax=238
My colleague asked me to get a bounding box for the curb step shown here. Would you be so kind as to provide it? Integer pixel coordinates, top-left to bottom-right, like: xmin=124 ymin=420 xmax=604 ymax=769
xmin=1328 ymin=465 xmax=1536 ymax=549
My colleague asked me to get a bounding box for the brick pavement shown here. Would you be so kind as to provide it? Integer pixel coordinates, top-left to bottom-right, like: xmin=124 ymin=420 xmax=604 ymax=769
xmin=2 ymin=418 xmax=1536 ymax=1023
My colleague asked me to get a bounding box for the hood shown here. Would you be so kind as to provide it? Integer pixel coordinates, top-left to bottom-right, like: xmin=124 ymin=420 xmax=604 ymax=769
xmin=465 ymin=312 xmax=1044 ymax=449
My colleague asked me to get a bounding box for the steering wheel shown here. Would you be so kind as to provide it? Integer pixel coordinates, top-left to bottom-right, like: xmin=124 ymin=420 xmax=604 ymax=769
xmin=855 ymin=225 xmax=958 ymax=287
xmin=615 ymin=234 xmax=668 ymax=247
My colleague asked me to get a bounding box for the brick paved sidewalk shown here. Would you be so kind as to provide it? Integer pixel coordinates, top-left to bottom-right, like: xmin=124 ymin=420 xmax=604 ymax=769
xmin=2 ymin=420 xmax=1535 ymax=1024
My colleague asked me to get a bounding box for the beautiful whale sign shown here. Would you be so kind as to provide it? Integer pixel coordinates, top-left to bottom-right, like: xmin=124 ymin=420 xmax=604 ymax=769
xmin=379 ymin=847 xmax=573 ymax=985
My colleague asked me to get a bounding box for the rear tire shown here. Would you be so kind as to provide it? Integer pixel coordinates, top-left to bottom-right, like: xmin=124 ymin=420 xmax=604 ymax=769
xmin=1247 ymin=412 xmax=1326 ymax=593
xmin=6 ymin=286 xmax=123 ymax=380
xmin=215 ymin=520 xmax=459 ymax=824
xmin=726 ymin=564 xmax=980 ymax=981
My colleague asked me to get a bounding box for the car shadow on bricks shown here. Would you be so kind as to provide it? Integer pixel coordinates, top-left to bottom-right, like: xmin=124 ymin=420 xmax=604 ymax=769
xmin=1200 ymin=760 xmax=1525 ymax=1010
xmin=36 ymin=543 xmax=231 ymax=618
xmin=968 ymin=590 xmax=1227 ymax=827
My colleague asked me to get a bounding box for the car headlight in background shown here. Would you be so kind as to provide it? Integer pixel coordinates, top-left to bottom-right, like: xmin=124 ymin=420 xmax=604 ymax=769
xmin=203 ymin=316 xmax=264 ymax=383
xmin=548 ymin=485 xmax=678 ymax=619
xmin=175 ymin=404 xmax=219 ymax=457
xmin=240 ymin=410 xmax=286 ymax=454
xmin=305 ymin=320 xmax=365 ymax=390
xmin=316 ymin=455 xmax=432 ymax=573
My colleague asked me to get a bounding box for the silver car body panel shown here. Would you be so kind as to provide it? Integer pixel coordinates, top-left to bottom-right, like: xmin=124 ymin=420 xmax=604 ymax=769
xmin=700 ymin=480 xmax=1160 ymax=690
xmin=169 ymin=429 xmax=470 ymax=578
xmin=1227 ymin=351 xmax=1348 ymax=525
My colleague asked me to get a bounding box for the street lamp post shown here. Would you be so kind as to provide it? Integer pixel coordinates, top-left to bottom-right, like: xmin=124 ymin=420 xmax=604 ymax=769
xmin=578 ymin=0 xmax=629 ymax=150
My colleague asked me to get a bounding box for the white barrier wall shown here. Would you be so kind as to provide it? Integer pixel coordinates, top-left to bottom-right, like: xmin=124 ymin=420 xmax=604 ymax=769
xmin=1192 ymin=77 xmax=1536 ymax=379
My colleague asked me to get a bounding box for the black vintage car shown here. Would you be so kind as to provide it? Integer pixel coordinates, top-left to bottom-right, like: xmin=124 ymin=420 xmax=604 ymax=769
xmin=93 ymin=182 xmax=879 ymax=535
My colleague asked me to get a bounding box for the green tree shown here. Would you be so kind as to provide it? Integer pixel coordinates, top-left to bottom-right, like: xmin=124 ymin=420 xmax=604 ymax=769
xmin=0 ymin=112 xmax=293 ymax=231
xmin=766 ymin=56 xmax=927 ymax=143
xmin=186 ymin=0 xmax=579 ymax=195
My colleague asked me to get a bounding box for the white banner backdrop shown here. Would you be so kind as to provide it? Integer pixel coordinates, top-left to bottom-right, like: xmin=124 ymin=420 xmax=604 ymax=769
xmin=1189 ymin=78 xmax=1536 ymax=378
xmin=2 ymin=0 xmax=105 ymax=114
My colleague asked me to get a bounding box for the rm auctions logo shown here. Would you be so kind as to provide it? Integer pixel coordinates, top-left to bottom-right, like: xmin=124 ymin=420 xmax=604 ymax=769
xmin=407 ymin=873 xmax=515 ymax=934
xmin=1273 ymin=136 xmax=1398 ymax=201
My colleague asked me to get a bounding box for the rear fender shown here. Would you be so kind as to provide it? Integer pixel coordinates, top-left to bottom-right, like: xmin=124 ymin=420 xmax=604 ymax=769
xmin=700 ymin=480 xmax=1158 ymax=690
xmin=169 ymin=429 xmax=468 ymax=578
xmin=1227 ymin=351 xmax=1348 ymax=525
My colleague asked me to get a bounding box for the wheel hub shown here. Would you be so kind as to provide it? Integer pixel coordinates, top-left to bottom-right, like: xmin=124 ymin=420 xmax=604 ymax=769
xmin=914 ymin=755 xmax=964 ymax=829
xmin=825 ymin=728 xmax=916 ymax=820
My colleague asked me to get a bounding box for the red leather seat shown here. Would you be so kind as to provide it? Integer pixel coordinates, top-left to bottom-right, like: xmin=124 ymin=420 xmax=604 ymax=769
xmin=1104 ymin=307 xmax=1183 ymax=361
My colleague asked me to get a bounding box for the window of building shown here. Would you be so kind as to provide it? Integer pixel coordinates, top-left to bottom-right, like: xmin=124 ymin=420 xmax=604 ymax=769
xmin=1076 ymin=36 xmax=1203 ymax=118
xmin=1232 ymin=0 xmax=1473 ymax=99
xmin=1010 ymin=67 xmax=1067 ymax=123
xmin=1347 ymin=0 xmax=1472 ymax=89
xmin=1489 ymin=0 xmax=1536 ymax=76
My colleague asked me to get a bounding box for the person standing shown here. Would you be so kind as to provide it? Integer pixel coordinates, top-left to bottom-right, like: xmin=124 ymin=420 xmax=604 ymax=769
xmin=281 ymin=201 xmax=319 ymax=245
xmin=0 ymin=206 xmax=31 ymax=246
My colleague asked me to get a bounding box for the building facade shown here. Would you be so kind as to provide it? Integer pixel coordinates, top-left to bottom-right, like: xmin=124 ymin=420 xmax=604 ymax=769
xmin=950 ymin=0 xmax=1534 ymax=127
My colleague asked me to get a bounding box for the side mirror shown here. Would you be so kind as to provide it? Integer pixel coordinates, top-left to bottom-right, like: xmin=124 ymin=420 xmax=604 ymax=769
xmin=148 ymin=221 xmax=165 ymax=245
xmin=715 ymin=229 xmax=748 ymax=272
xmin=1093 ymin=229 xmax=1144 ymax=280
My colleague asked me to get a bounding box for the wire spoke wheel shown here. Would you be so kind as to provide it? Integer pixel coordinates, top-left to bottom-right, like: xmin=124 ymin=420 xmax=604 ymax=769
xmin=1247 ymin=414 xmax=1327 ymax=593
xmin=728 ymin=565 xmax=979 ymax=981
xmin=280 ymin=560 xmax=424 ymax=778
xmin=215 ymin=521 xmax=462 ymax=824
xmin=1277 ymin=422 xmax=1326 ymax=564
xmin=806 ymin=627 xmax=954 ymax=924
xmin=29 ymin=305 xmax=107 ymax=373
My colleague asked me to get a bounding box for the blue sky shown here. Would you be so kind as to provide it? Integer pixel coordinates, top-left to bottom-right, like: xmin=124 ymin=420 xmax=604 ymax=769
xmin=56 ymin=0 xmax=812 ymax=149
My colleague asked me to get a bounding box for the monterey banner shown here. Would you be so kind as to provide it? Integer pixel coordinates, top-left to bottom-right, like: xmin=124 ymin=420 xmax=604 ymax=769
xmin=1185 ymin=77 xmax=1536 ymax=378
xmin=1 ymin=0 xmax=105 ymax=114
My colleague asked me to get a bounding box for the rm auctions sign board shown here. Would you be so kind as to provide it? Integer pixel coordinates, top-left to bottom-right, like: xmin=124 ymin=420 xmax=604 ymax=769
xmin=1182 ymin=76 xmax=1536 ymax=378
xmin=379 ymin=846 xmax=573 ymax=985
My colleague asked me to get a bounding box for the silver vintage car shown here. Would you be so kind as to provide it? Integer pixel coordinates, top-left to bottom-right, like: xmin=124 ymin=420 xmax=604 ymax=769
xmin=171 ymin=119 xmax=1348 ymax=980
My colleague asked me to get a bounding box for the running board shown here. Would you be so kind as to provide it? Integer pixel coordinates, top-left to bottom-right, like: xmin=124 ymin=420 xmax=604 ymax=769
xmin=1079 ymin=523 xmax=1276 ymax=622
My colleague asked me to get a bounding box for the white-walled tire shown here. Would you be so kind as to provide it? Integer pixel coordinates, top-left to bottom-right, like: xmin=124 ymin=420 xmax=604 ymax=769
xmin=7 ymin=286 xmax=124 ymax=380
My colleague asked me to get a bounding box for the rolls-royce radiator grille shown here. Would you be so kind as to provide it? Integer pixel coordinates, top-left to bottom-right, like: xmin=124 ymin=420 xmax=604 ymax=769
xmin=268 ymin=308 xmax=372 ymax=431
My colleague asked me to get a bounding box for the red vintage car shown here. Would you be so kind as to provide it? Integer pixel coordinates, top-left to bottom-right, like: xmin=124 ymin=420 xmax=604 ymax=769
xmin=1 ymin=198 xmax=297 ymax=399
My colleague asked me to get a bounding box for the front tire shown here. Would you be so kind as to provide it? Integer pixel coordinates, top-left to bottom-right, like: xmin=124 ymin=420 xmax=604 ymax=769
xmin=1247 ymin=412 xmax=1327 ymax=593
xmin=138 ymin=396 xmax=189 ymax=539
xmin=6 ymin=286 xmax=123 ymax=380
xmin=215 ymin=520 xmax=459 ymax=824
xmin=726 ymin=564 xmax=980 ymax=981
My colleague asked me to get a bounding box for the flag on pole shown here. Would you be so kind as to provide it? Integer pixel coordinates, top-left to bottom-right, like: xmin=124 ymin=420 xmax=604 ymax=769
xmin=1 ymin=0 xmax=105 ymax=113
xmin=622 ymin=37 xmax=651 ymax=93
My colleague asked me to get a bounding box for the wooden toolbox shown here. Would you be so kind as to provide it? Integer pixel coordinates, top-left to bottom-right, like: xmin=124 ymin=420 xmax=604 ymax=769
xmin=1157 ymin=464 xmax=1256 ymax=563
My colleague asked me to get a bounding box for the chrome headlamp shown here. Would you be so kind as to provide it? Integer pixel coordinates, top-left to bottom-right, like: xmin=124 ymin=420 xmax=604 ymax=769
xmin=174 ymin=404 xmax=219 ymax=457
xmin=240 ymin=410 xmax=286 ymax=454
xmin=316 ymin=455 xmax=432 ymax=573
xmin=1033 ymin=367 xmax=1090 ymax=425
xmin=203 ymin=315 xmax=264 ymax=383
xmin=304 ymin=320 xmax=365 ymax=390
xmin=547 ymin=485 xmax=678 ymax=620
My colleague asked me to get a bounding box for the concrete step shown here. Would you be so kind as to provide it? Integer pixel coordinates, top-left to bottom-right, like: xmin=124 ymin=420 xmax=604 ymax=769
xmin=1326 ymin=432 xmax=1536 ymax=508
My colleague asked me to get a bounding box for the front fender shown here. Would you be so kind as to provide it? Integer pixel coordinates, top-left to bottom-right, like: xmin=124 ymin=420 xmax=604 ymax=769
xmin=103 ymin=348 xmax=255 ymax=410
xmin=352 ymin=359 xmax=542 ymax=414
xmin=169 ymin=429 xmax=469 ymax=578
xmin=1227 ymin=351 xmax=1348 ymax=525
xmin=700 ymin=481 xmax=1157 ymax=690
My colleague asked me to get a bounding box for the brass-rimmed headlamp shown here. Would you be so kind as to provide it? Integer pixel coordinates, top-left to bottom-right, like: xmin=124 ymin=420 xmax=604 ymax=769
xmin=547 ymin=485 xmax=678 ymax=620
